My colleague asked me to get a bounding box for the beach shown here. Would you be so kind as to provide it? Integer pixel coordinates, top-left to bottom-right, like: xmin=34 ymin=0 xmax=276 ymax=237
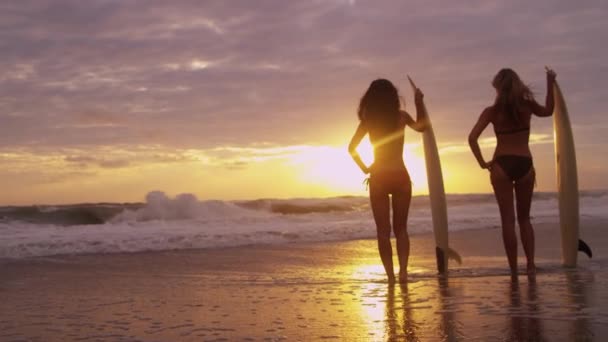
xmin=1 ymin=218 xmax=607 ymax=341
xmin=2 ymin=1 xmax=608 ymax=341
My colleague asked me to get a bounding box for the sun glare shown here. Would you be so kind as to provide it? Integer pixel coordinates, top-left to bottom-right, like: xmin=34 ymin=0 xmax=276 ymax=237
xmin=292 ymin=140 xmax=429 ymax=195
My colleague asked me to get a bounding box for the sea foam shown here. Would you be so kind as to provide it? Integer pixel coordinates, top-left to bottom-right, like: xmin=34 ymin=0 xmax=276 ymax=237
xmin=1 ymin=191 xmax=607 ymax=259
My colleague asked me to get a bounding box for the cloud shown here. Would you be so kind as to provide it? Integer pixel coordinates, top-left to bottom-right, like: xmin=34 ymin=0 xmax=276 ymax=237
xmin=1 ymin=1 xmax=608 ymax=200
xmin=2 ymin=1 xmax=600 ymax=150
xmin=64 ymin=155 xmax=96 ymax=164
xmin=189 ymin=59 xmax=212 ymax=70
xmin=1 ymin=142 xmax=312 ymax=175
xmin=64 ymin=155 xmax=130 ymax=169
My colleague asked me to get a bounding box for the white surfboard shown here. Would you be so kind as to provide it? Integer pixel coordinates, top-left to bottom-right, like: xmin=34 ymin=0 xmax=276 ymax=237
xmin=551 ymin=77 xmax=592 ymax=267
xmin=407 ymin=76 xmax=461 ymax=273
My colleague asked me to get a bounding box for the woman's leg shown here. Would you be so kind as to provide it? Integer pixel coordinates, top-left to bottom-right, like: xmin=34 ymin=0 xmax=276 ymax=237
xmin=491 ymin=164 xmax=518 ymax=276
xmin=370 ymin=178 xmax=395 ymax=282
xmin=391 ymin=175 xmax=412 ymax=282
xmin=514 ymin=168 xmax=536 ymax=275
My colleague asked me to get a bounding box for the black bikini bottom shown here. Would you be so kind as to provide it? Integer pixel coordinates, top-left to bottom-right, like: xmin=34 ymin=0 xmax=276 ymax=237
xmin=494 ymin=155 xmax=533 ymax=182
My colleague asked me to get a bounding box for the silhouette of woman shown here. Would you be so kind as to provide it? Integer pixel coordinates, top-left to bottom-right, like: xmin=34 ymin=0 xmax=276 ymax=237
xmin=468 ymin=68 xmax=556 ymax=278
xmin=349 ymin=79 xmax=428 ymax=283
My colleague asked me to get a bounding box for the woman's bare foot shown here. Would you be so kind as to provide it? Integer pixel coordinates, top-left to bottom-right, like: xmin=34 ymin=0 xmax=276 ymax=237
xmin=387 ymin=274 xmax=396 ymax=284
xmin=510 ymin=269 xmax=518 ymax=282
xmin=527 ymin=263 xmax=536 ymax=279
xmin=398 ymin=270 xmax=408 ymax=283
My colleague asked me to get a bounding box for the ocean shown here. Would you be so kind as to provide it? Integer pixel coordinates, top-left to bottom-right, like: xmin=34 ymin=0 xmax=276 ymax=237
xmin=1 ymin=190 xmax=607 ymax=259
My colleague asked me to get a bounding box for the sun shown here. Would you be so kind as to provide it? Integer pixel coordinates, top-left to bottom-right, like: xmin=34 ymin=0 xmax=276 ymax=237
xmin=403 ymin=147 xmax=427 ymax=191
xmin=291 ymin=140 xmax=428 ymax=195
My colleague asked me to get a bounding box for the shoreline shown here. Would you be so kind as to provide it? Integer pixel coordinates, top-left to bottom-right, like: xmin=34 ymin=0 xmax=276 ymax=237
xmin=1 ymin=219 xmax=606 ymax=341
xmin=1 ymin=217 xmax=603 ymax=265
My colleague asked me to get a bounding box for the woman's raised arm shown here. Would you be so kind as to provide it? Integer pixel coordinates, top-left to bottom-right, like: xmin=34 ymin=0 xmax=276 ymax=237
xmin=531 ymin=68 xmax=557 ymax=117
xmin=404 ymin=87 xmax=429 ymax=132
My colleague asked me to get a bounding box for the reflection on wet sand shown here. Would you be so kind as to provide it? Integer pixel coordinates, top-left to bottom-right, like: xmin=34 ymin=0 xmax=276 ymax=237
xmin=400 ymin=283 xmax=420 ymax=341
xmin=437 ymin=277 xmax=463 ymax=341
xmin=506 ymin=278 xmax=545 ymax=341
xmin=381 ymin=278 xmax=465 ymax=341
xmin=566 ymin=270 xmax=594 ymax=341
xmin=385 ymin=285 xmax=398 ymax=339
xmin=385 ymin=283 xmax=420 ymax=341
xmin=502 ymin=269 xmax=599 ymax=341
xmin=369 ymin=266 xmax=604 ymax=341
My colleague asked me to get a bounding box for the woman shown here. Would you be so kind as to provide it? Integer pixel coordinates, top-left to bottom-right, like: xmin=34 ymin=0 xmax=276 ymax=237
xmin=349 ymin=78 xmax=427 ymax=283
xmin=468 ymin=68 xmax=556 ymax=277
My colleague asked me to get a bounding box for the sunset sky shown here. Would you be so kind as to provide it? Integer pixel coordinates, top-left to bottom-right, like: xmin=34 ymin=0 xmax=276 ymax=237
xmin=1 ymin=0 xmax=607 ymax=205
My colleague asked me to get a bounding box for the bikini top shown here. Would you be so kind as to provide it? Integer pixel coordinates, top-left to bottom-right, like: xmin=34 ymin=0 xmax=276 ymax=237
xmin=494 ymin=126 xmax=530 ymax=135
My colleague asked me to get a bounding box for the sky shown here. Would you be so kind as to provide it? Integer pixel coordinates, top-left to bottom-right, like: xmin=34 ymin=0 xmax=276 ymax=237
xmin=1 ymin=0 xmax=607 ymax=205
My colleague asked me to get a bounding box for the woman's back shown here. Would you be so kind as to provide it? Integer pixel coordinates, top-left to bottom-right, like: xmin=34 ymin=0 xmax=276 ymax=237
xmin=367 ymin=116 xmax=406 ymax=171
xmin=354 ymin=78 xmax=410 ymax=173
xmin=490 ymin=103 xmax=533 ymax=158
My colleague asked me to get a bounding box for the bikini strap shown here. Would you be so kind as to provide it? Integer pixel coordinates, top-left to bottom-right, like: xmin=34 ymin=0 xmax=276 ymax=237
xmin=494 ymin=126 xmax=530 ymax=135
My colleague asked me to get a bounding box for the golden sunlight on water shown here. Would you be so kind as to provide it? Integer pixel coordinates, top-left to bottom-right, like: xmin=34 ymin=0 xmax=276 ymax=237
xmin=345 ymin=264 xmax=391 ymax=339
xmin=342 ymin=263 xmax=441 ymax=340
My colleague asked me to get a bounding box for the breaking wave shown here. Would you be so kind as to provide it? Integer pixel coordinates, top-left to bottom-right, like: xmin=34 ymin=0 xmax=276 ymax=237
xmin=1 ymin=190 xmax=606 ymax=259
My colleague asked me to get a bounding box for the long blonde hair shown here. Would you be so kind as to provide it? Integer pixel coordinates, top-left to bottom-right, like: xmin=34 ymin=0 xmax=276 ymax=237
xmin=492 ymin=68 xmax=534 ymax=124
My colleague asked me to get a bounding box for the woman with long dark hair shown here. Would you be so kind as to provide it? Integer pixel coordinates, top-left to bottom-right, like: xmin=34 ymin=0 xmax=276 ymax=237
xmin=349 ymin=79 xmax=428 ymax=283
xmin=468 ymin=68 xmax=556 ymax=277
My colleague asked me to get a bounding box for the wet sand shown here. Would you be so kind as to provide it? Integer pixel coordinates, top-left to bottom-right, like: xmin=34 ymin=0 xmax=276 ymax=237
xmin=1 ymin=219 xmax=607 ymax=341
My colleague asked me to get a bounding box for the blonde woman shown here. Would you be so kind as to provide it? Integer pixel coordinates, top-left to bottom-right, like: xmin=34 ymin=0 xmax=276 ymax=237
xmin=469 ymin=68 xmax=556 ymax=277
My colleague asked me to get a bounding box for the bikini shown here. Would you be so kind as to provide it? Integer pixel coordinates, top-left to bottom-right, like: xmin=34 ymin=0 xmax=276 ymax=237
xmin=493 ymin=126 xmax=533 ymax=182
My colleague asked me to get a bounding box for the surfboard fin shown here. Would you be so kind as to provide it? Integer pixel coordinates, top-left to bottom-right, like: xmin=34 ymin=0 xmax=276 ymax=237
xmin=435 ymin=247 xmax=463 ymax=274
xmin=447 ymin=247 xmax=462 ymax=264
xmin=578 ymin=239 xmax=592 ymax=258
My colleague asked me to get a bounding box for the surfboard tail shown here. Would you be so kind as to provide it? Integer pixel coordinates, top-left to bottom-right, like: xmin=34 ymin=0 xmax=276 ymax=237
xmin=435 ymin=247 xmax=446 ymax=274
xmin=578 ymin=239 xmax=592 ymax=258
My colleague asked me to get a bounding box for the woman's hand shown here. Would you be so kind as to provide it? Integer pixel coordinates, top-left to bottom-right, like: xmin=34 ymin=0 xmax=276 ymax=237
xmin=482 ymin=159 xmax=494 ymax=171
xmin=546 ymin=67 xmax=557 ymax=84
xmin=365 ymin=163 xmax=375 ymax=175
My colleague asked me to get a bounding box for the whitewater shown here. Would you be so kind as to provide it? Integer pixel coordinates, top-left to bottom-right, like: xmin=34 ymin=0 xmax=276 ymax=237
xmin=1 ymin=190 xmax=607 ymax=259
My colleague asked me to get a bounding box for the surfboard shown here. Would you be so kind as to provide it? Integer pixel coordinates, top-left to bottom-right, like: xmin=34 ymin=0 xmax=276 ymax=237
xmin=407 ymin=76 xmax=462 ymax=273
xmin=551 ymin=77 xmax=592 ymax=267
